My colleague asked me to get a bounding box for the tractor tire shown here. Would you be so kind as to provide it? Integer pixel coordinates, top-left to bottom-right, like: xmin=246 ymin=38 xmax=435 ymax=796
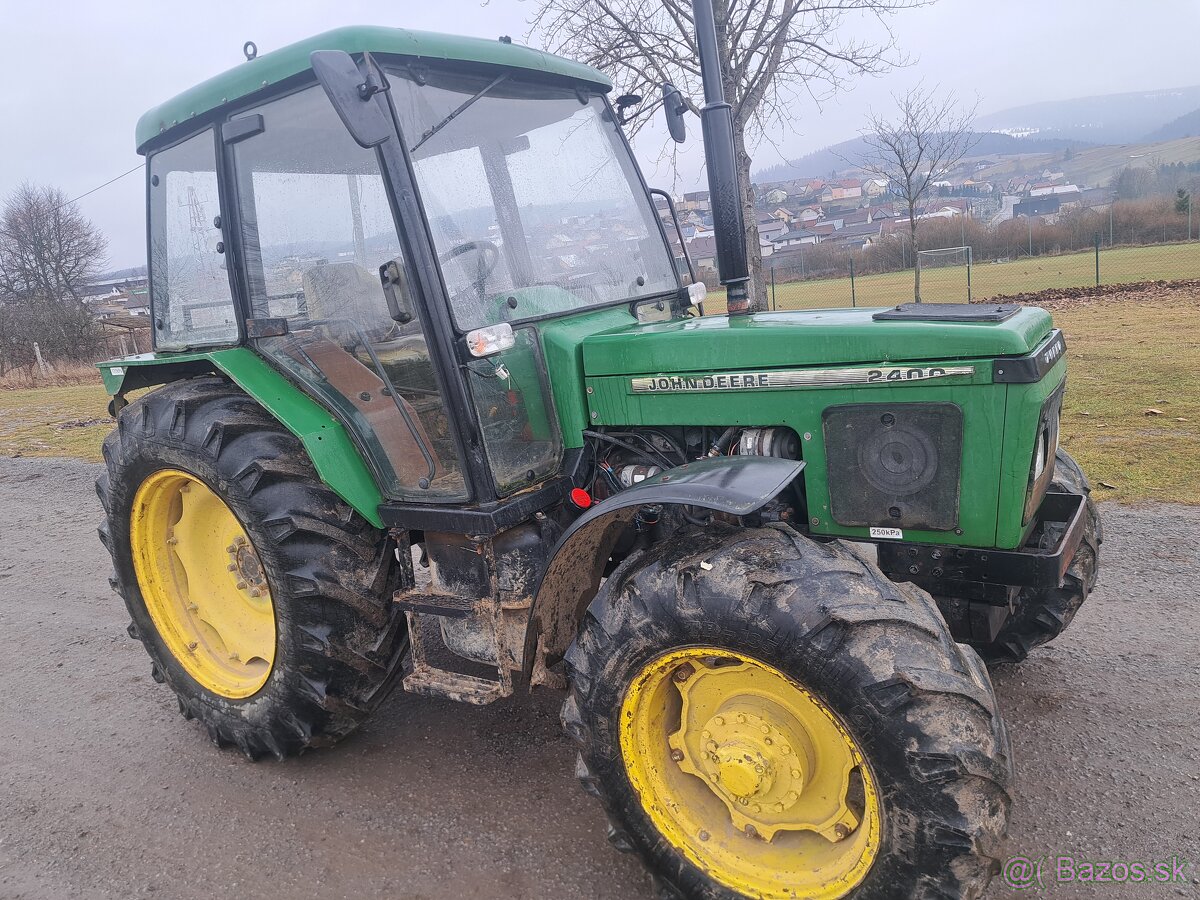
xmin=97 ymin=376 xmax=409 ymax=759
xmin=563 ymin=523 xmax=1012 ymax=900
xmin=972 ymin=449 xmax=1102 ymax=665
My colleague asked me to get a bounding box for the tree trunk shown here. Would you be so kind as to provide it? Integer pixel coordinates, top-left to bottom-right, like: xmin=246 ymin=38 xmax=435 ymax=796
xmin=908 ymin=207 xmax=922 ymax=303
xmin=733 ymin=126 xmax=765 ymax=311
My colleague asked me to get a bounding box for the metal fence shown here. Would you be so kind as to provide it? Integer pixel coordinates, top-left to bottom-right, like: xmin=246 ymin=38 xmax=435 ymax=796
xmin=754 ymin=232 xmax=1200 ymax=311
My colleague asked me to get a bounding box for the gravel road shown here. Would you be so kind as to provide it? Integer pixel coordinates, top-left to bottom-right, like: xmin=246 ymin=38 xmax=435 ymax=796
xmin=1 ymin=455 xmax=1197 ymax=899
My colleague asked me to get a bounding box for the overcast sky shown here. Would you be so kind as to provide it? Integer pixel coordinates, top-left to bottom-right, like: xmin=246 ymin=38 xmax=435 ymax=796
xmin=2 ymin=0 xmax=1196 ymax=269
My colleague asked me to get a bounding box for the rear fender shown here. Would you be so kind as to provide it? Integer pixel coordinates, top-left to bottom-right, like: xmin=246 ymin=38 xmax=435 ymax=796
xmin=97 ymin=348 xmax=386 ymax=527
xmin=525 ymin=455 xmax=803 ymax=681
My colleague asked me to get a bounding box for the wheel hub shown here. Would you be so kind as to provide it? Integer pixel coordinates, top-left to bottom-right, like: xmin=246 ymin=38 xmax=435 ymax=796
xmin=666 ymin=662 xmax=860 ymax=842
xmin=130 ymin=469 xmax=276 ymax=699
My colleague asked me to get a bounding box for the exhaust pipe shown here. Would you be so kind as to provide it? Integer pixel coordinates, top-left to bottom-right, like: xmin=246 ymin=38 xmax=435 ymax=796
xmin=692 ymin=0 xmax=751 ymax=315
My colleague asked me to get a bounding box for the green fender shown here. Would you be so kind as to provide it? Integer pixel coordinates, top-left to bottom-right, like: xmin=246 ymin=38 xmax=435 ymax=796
xmin=98 ymin=347 xmax=385 ymax=527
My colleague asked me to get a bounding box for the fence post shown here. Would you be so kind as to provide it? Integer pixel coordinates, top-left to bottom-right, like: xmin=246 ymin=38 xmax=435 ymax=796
xmin=849 ymin=257 xmax=857 ymax=307
xmin=771 ymin=266 xmax=777 ymax=310
xmin=966 ymin=246 xmax=972 ymax=302
xmin=1094 ymin=233 xmax=1101 ymax=286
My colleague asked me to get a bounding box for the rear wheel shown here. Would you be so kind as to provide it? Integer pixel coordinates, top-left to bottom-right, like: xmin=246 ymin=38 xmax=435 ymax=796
xmin=563 ymin=523 xmax=1012 ymax=899
xmin=98 ymin=376 xmax=409 ymax=758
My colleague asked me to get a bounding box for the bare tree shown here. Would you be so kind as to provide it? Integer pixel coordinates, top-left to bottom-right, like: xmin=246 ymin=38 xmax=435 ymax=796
xmin=528 ymin=0 xmax=926 ymax=311
xmin=0 ymin=182 xmax=108 ymax=370
xmin=859 ymin=84 xmax=977 ymax=302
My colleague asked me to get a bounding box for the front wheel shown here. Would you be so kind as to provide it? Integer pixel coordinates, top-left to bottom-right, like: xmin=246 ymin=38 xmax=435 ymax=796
xmin=563 ymin=524 xmax=1012 ymax=899
xmin=972 ymin=449 xmax=1102 ymax=665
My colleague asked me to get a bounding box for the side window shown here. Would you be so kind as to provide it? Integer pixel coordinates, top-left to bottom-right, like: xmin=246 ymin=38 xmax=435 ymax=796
xmin=229 ymin=86 xmax=467 ymax=502
xmin=148 ymin=130 xmax=237 ymax=350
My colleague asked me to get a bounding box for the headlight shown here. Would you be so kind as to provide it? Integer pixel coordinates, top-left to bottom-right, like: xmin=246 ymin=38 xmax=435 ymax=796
xmin=1032 ymin=427 xmax=1048 ymax=482
xmin=1023 ymin=387 xmax=1064 ymax=523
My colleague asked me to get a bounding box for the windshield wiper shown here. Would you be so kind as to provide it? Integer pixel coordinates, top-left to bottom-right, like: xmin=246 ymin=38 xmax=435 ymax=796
xmin=410 ymin=73 xmax=509 ymax=154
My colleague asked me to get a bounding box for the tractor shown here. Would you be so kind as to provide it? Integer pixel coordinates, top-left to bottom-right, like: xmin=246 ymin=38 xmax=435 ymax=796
xmin=96 ymin=4 xmax=1100 ymax=897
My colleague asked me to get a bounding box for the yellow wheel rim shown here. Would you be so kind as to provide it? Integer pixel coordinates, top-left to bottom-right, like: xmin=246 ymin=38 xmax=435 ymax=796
xmin=620 ymin=648 xmax=881 ymax=899
xmin=130 ymin=469 xmax=276 ymax=699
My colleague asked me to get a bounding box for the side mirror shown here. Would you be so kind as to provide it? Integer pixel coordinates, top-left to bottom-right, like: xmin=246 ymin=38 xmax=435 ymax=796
xmin=379 ymin=259 xmax=413 ymax=324
xmin=614 ymin=93 xmax=642 ymax=126
xmin=311 ymin=50 xmax=393 ymax=149
xmin=661 ymin=82 xmax=686 ymax=143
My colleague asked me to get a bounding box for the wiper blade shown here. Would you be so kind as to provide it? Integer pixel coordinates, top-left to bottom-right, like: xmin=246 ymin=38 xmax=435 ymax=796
xmin=410 ymin=73 xmax=509 ymax=154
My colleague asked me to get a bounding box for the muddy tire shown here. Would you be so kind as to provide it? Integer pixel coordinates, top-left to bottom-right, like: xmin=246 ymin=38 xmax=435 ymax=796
xmin=97 ymin=376 xmax=408 ymax=759
xmin=562 ymin=523 xmax=1012 ymax=899
xmin=974 ymin=449 xmax=1102 ymax=665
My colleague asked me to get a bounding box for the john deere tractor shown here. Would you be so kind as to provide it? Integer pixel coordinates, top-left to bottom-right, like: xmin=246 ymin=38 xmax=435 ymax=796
xmin=97 ymin=4 xmax=1100 ymax=897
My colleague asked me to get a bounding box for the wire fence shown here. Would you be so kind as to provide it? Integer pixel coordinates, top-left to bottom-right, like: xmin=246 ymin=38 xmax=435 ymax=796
xmin=755 ymin=237 xmax=1200 ymax=310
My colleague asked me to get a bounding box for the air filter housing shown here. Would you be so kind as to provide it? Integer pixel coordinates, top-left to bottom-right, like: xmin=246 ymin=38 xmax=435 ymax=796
xmin=823 ymin=403 xmax=963 ymax=531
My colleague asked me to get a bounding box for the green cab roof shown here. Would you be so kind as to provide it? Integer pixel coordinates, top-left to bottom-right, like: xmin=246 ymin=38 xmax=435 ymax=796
xmin=136 ymin=25 xmax=611 ymax=152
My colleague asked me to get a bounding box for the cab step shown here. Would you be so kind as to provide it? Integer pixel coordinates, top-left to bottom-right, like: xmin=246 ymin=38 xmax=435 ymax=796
xmin=400 ymin=609 xmax=513 ymax=705
xmin=393 ymin=589 xmax=476 ymax=618
xmin=402 ymin=669 xmax=505 ymax=705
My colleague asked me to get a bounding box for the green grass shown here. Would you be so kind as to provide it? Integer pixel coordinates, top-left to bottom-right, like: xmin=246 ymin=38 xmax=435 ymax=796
xmin=1051 ymin=299 xmax=1200 ymax=506
xmin=0 ymin=382 xmax=113 ymax=462
xmin=3 ymin=292 xmax=1197 ymax=504
xmin=716 ymin=242 xmax=1200 ymax=311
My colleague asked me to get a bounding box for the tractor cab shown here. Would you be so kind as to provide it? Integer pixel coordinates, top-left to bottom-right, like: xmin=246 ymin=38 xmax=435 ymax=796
xmin=140 ymin=28 xmax=686 ymax=508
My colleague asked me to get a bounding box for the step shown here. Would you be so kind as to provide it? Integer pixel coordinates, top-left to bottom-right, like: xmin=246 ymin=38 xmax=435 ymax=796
xmin=402 ymin=668 xmax=506 ymax=705
xmin=393 ymin=589 xmax=477 ymax=619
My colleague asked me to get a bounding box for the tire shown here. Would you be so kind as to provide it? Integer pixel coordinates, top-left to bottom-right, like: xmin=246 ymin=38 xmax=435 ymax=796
xmin=97 ymin=376 xmax=409 ymax=759
xmin=563 ymin=523 xmax=1012 ymax=899
xmin=973 ymin=449 xmax=1102 ymax=665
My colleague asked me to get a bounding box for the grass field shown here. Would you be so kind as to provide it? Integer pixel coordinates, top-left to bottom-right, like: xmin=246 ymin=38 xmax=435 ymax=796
xmin=710 ymin=241 xmax=1200 ymax=311
xmin=2 ymin=289 xmax=1197 ymax=504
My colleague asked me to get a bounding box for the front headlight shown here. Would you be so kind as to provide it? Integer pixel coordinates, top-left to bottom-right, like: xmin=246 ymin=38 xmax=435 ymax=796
xmin=1032 ymin=427 xmax=1048 ymax=482
xmin=1024 ymin=386 xmax=1064 ymax=524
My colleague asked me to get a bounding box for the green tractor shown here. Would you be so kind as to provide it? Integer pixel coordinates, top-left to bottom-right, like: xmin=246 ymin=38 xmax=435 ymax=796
xmin=97 ymin=5 xmax=1099 ymax=897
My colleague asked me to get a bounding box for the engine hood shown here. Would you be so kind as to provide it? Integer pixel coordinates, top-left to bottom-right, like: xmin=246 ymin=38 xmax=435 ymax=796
xmin=581 ymin=306 xmax=1053 ymax=377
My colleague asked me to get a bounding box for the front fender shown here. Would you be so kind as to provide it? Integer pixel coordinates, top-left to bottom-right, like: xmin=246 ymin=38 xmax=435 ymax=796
xmin=526 ymin=455 xmax=803 ymax=680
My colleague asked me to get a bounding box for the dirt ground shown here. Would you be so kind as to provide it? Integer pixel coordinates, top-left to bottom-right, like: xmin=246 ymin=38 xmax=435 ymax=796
xmin=1 ymin=456 xmax=1197 ymax=899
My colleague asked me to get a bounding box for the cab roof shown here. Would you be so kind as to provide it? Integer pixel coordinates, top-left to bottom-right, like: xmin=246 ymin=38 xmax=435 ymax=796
xmin=135 ymin=25 xmax=612 ymax=152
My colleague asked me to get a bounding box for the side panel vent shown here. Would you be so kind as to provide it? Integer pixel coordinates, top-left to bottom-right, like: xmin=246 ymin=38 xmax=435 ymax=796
xmin=823 ymin=403 xmax=963 ymax=531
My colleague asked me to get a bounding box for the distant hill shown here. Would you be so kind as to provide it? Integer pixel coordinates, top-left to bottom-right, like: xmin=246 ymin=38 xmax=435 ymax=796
xmin=754 ymin=132 xmax=1090 ymax=183
xmin=975 ymin=86 xmax=1200 ymax=145
xmin=1143 ymin=108 xmax=1200 ymax=142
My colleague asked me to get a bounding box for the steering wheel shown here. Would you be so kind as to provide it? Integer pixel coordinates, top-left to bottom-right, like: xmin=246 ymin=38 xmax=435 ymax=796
xmin=438 ymin=240 xmax=500 ymax=282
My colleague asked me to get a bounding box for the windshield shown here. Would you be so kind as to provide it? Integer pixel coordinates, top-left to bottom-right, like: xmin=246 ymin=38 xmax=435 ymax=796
xmin=390 ymin=69 xmax=679 ymax=330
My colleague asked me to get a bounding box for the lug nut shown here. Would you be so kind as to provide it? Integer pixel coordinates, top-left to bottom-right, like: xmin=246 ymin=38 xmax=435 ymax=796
xmin=187 ymin=641 xmax=198 ymax=651
xmin=698 ymin=831 xmax=710 ymax=842
xmin=834 ymin=823 xmax=851 ymax=840
xmin=673 ymin=664 xmax=695 ymax=683
xmin=670 ymin=749 xmax=684 ymax=762
xmin=227 ymin=564 xmax=237 ymax=572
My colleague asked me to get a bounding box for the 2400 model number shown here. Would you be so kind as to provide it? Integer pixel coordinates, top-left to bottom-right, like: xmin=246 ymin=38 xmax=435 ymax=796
xmin=866 ymin=367 xmax=950 ymax=382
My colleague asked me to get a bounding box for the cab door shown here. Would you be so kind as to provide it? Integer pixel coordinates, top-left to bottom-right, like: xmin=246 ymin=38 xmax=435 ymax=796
xmin=224 ymin=84 xmax=469 ymax=502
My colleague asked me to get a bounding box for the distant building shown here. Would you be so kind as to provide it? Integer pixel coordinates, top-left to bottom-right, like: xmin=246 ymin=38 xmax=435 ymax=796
xmin=1013 ymin=195 xmax=1063 ymax=218
xmin=772 ymin=228 xmax=821 ymax=248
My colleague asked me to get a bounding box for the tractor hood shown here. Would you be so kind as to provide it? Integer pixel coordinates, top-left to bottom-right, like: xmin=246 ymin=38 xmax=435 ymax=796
xmin=581 ymin=306 xmax=1054 ymax=376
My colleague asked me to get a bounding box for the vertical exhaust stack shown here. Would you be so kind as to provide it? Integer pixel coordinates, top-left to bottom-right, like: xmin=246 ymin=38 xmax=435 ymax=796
xmin=692 ymin=0 xmax=751 ymax=316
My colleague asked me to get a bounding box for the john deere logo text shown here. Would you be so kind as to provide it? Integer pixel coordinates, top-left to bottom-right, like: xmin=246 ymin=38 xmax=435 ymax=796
xmin=629 ymin=365 xmax=975 ymax=393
